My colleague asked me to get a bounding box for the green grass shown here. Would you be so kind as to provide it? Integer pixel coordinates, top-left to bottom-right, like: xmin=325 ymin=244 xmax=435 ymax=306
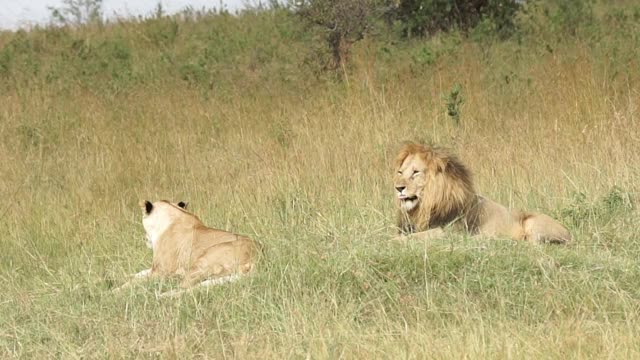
xmin=1 ymin=4 xmax=640 ymax=358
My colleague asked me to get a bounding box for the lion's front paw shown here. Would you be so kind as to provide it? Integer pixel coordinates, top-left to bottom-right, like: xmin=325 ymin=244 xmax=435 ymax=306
xmin=424 ymin=227 xmax=445 ymax=239
xmin=392 ymin=234 xmax=409 ymax=243
xmin=393 ymin=228 xmax=446 ymax=243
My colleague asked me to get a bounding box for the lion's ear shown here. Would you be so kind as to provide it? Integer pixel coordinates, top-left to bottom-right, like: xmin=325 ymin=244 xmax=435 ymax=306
xmin=429 ymin=157 xmax=448 ymax=173
xmin=140 ymin=200 xmax=153 ymax=214
xmin=177 ymin=201 xmax=188 ymax=209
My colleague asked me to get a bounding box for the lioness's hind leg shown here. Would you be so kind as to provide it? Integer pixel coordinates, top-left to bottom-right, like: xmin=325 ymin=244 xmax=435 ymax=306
xmin=523 ymin=214 xmax=571 ymax=244
xmin=179 ymin=260 xmax=227 ymax=289
xmin=158 ymin=274 xmax=244 ymax=298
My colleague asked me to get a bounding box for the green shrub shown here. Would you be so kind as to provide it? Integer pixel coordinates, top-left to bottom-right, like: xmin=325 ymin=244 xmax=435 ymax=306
xmin=560 ymin=186 xmax=634 ymax=230
xmin=395 ymin=0 xmax=521 ymax=38
xmin=444 ymin=83 xmax=463 ymax=126
xmin=541 ymin=0 xmax=595 ymax=37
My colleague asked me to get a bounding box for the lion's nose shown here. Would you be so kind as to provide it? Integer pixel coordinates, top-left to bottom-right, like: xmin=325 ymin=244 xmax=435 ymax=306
xmin=395 ymin=186 xmax=406 ymax=193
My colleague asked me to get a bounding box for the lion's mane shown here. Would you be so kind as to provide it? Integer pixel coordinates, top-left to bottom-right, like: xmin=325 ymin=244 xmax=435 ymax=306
xmin=394 ymin=143 xmax=476 ymax=233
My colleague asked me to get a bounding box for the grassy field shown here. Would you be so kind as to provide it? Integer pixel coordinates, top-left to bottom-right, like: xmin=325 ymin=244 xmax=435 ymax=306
xmin=1 ymin=3 xmax=639 ymax=358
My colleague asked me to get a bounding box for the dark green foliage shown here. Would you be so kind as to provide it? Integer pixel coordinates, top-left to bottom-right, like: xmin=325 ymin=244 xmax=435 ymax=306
xmin=179 ymin=62 xmax=209 ymax=87
xmin=0 ymin=1 xmax=637 ymax=85
xmin=66 ymin=37 xmax=133 ymax=84
xmin=394 ymin=0 xmax=521 ymax=38
xmin=0 ymin=31 xmax=41 ymax=79
xmin=540 ymin=0 xmax=595 ymax=37
xmin=145 ymin=17 xmax=180 ymax=47
xmin=411 ymin=45 xmax=437 ymax=66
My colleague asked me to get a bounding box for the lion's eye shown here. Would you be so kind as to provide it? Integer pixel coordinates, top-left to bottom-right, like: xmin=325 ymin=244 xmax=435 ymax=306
xmin=397 ymin=171 xmax=402 ymax=175
xmin=412 ymin=170 xmax=420 ymax=176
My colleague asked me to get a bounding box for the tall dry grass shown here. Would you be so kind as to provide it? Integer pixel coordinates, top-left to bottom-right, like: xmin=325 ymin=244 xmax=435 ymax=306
xmin=1 ymin=7 xmax=639 ymax=358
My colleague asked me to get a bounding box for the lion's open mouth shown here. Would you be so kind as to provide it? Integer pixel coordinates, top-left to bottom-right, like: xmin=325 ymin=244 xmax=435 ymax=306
xmin=398 ymin=195 xmax=418 ymax=211
xmin=398 ymin=195 xmax=418 ymax=201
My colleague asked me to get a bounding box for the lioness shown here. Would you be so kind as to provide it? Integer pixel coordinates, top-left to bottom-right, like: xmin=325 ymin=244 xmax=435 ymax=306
xmin=394 ymin=143 xmax=571 ymax=244
xmin=118 ymin=200 xmax=259 ymax=296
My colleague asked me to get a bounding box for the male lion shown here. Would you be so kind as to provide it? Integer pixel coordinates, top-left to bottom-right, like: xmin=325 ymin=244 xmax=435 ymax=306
xmin=393 ymin=143 xmax=571 ymax=244
xmin=118 ymin=200 xmax=260 ymax=296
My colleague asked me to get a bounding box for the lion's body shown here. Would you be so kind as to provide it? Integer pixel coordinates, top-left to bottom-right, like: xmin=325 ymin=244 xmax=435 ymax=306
xmin=393 ymin=143 xmax=571 ymax=244
xmin=119 ymin=200 xmax=259 ymax=295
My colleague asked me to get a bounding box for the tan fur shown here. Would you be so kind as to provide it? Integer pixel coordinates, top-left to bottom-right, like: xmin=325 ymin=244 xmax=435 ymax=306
xmin=393 ymin=143 xmax=571 ymax=244
xmin=118 ymin=200 xmax=259 ymax=295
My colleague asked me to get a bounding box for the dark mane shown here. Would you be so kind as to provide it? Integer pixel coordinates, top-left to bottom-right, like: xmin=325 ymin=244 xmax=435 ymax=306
xmin=395 ymin=143 xmax=476 ymax=232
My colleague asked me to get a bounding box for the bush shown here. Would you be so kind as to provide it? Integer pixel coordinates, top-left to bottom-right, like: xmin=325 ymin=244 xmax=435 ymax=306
xmin=395 ymin=0 xmax=521 ymax=38
xmin=541 ymin=0 xmax=595 ymax=37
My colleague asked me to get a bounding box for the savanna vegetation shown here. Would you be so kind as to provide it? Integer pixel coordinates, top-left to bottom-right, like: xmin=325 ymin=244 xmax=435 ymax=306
xmin=1 ymin=0 xmax=639 ymax=357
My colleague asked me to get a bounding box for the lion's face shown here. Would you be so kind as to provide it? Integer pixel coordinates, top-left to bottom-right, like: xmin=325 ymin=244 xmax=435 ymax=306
xmin=394 ymin=143 xmax=476 ymax=233
xmin=394 ymin=153 xmax=429 ymax=212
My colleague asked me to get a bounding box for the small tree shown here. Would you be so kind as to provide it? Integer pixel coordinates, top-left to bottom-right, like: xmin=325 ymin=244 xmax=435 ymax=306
xmin=296 ymin=0 xmax=380 ymax=71
xmin=49 ymin=0 xmax=104 ymax=27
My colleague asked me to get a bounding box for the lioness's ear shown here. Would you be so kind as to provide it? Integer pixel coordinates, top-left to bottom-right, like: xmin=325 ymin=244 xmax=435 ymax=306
xmin=140 ymin=200 xmax=153 ymax=214
xmin=177 ymin=201 xmax=188 ymax=209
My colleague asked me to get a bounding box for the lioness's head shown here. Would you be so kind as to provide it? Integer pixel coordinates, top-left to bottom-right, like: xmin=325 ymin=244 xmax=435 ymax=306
xmin=394 ymin=143 xmax=475 ymax=231
xmin=139 ymin=200 xmax=189 ymax=249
